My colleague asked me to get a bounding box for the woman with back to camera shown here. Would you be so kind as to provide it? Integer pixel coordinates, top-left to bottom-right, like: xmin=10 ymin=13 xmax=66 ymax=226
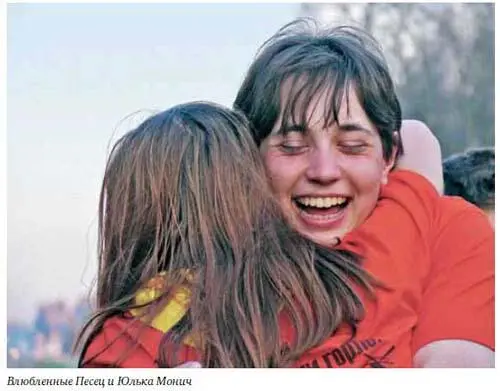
xmin=76 ymin=101 xmax=375 ymax=368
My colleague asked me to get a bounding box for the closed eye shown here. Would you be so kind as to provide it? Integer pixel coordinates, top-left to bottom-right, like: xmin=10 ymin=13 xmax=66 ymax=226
xmin=339 ymin=143 xmax=367 ymax=154
xmin=276 ymin=129 xmax=308 ymax=154
xmin=279 ymin=143 xmax=308 ymax=154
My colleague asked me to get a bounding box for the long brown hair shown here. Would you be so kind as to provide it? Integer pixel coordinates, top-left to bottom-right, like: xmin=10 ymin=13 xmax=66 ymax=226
xmin=76 ymin=102 xmax=374 ymax=367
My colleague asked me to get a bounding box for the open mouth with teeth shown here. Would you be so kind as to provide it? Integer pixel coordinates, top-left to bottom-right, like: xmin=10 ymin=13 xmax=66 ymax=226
xmin=293 ymin=196 xmax=350 ymax=220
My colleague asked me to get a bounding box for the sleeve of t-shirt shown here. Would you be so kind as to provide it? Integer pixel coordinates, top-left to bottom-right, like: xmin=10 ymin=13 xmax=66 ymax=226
xmin=378 ymin=169 xmax=438 ymax=243
xmin=412 ymin=199 xmax=495 ymax=352
xmin=82 ymin=317 xmax=161 ymax=368
xmin=341 ymin=169 xmax=438 ymax=262
xmin=82 ymin=316 xmax=201 ymax=368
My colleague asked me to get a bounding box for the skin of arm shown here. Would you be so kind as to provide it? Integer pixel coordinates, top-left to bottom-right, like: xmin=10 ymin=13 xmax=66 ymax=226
xmin=414 ymin=340 xmax=494 ymax=368
xmin=397 ymin=120 xmax=444 ymax=194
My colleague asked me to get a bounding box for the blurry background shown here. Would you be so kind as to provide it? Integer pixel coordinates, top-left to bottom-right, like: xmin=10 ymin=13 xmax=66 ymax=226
xmin=302 ymin=2 xmax=494 ymax=156
xmin=6 ymin=3 xmax=494 ymax=367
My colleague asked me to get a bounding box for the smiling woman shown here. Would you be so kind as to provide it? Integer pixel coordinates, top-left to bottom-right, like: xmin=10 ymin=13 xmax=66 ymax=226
xmin=259 ymin=85 xmax=395 ymax=245
xmin=234 ymin=18 xmax=494 ymax=367
xmin=235 ymin=21 xmax=402 ymax=246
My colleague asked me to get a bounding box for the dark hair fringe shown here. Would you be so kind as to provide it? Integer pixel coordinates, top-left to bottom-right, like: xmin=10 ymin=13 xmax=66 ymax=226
xmin=234 ymin=17 xmax=403 ymax=161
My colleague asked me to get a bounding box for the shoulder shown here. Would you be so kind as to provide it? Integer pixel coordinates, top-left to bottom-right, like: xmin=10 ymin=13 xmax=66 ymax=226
xmin=412 ymin=196 xmax=494 ymax=354
xmin=424 ymin=195 xmax=494 ymax=284
xmin=384 ymin=169 xmax=439 ymax=201
xmin=361 ymin=169 xmax=438 ymax=241
xmin=82 ymin=315 xmax=161 ymax=368
xmin=340 ymin=170 xmax=437 ymax=275
xmin=434 ymin=194 xmax=489 ymax=220
xmin=431 ymin=195 xmax=493 ymax=249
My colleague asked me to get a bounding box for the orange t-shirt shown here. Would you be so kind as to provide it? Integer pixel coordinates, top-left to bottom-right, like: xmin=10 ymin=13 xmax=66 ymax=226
xmin=291 ymin=170 xmax=494 ymax=368
xmin=82 ymin=170 xmax=494 ymax=368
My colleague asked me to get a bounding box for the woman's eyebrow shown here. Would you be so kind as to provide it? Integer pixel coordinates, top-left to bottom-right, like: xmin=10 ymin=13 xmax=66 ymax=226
xmin=337 ymin=122 xmax=375 ymax=135
xmin=276 ymin=123 xmax=308 ymax=135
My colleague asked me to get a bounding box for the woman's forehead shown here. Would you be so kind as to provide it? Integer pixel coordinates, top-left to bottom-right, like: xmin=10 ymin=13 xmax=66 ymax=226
xmin=276 ymin=77 xmax=369 ymax=130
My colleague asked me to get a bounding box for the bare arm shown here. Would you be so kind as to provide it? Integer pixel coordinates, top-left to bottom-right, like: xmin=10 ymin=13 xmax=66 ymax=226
xmin=397 ymin=120 xmax=444 ymax=194
xmin=414 ymin=340 xmax=494 ymax=368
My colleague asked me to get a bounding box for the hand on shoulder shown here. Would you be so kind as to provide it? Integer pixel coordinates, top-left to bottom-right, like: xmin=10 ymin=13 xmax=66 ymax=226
xmin=397 ymin=120 xmax=443 ymax=194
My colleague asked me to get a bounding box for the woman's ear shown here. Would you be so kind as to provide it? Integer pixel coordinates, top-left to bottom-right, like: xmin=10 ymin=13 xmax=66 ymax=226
xmin=381 ymin=132 xmax=399 ymax=184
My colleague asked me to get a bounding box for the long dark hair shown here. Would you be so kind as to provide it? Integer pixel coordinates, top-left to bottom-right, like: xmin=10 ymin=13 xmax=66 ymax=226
xmin=76 ymin=102 xmax=374 ymax=367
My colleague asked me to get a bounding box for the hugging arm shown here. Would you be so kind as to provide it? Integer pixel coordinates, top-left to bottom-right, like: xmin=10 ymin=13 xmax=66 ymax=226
xmin=412 ymin=201 xmax=495 ymax=368
xmin=413 ymin=202 xmax=495 ymax=368
xmin=397 ymin=120 xmax=444 ymax=194
xmin=399 ymin=120 xmax=494 ymax=367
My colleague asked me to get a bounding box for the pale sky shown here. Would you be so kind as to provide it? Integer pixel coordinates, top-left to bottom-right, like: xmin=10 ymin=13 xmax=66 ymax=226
xmin=7 ymin=3 xmax=300 ymax=322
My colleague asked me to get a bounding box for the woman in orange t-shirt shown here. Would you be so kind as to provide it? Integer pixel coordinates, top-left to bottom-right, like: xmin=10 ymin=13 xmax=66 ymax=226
xmin=232 ymin=18 xmax=493 ymax=367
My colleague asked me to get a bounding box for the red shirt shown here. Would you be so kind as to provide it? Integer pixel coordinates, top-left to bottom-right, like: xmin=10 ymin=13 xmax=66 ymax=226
xmin=83 ymin=171 xmax=494 ymax=368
